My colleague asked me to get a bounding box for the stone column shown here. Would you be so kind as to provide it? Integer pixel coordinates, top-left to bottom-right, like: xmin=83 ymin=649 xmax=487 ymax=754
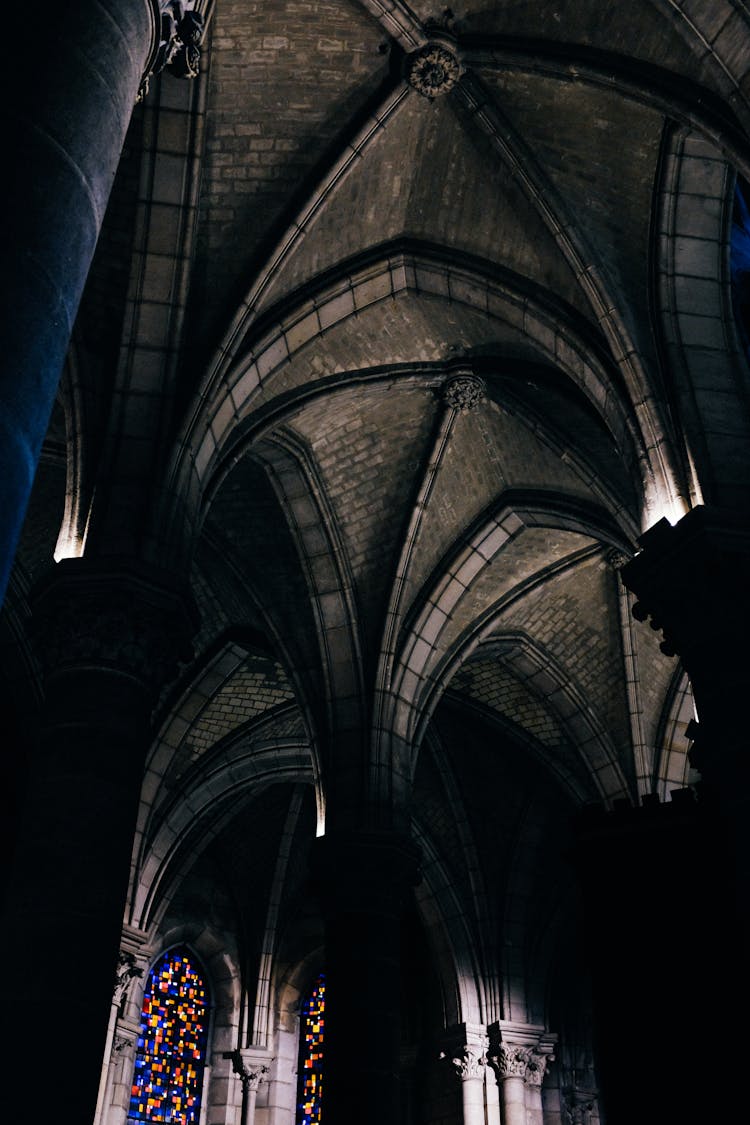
xmin=443 ymin=1031 xmax=489 ymax=1125
xmin=94 ymin=948 xmax=145 ymax=1125
xmin=489 ymin=1045 xmax=529 ymax=1125
xmin=226 ymin=1049 xmax=271 ymax=1125
xmin=0 ymin=558 xmax=195 ymax=1124
xmin=312 ymin=829 xmax=420 ymax=1125
xmin=614 ymin=505 xmax=748 ymax=1119
xmin=621 ymin=507 xmax=750 ymax=905
xmin=0 ymin=1 xmax=162 ymax=605
xmin=524 ymin=1051 xmax=551 ymax=1125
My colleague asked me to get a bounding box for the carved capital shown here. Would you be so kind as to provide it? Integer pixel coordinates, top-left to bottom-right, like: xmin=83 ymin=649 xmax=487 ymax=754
xmin=113 ymin=1030 xmax=136 ymax=1054
xmin=489 ymin=1043 xmax=531 ymax=1080
xmin=30 ymin=560 xmax=197 ymax=696
xmin=140 ymin=1 xmax=205 ymax=100
xmin=226 ymin=1050 xmax=270 ymax=1092
xmin=406 ymin=40 xmax=462 ymax=99
xmin=622 ymin=506 xmax=750 ymax=664
xmin=563 ymin=1089 xmax=597 ymax=1125
xmin=443 ymin=373 xmax=486 ymax=412
xmin=446 ymin=1042 xmax=488 ymax=1081
xmin=524 ymin=1051 xmax=550 ymax=1087
xmin=113 ymin=950 xmax=143 ymax=1009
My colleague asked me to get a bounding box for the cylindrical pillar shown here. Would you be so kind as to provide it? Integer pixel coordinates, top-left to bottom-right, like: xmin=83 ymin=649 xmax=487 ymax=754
xmin=0 ymin=559 xmax=194 ymax=1123
xmin=524 ymin=1052 xmax=550 ymax=1125
xmin=0 ymin=1 xmax=158 ymax=604
xmin=445 ymin=1038 xmax=489 ymax=1125
xmin=501 ymin=1075 xmax=526 ymax=1125
xmin=621 ymin=507 xmax=750 ymax=936
xmin=312 ymin=830 xmax=420 ymax=1125
xmin=489 ymin=1045 xmax=529 ymax=1125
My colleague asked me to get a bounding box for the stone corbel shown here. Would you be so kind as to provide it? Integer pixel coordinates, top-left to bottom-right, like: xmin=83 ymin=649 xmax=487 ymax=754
xmin=139 ymin=1 xmax=205 ymax=100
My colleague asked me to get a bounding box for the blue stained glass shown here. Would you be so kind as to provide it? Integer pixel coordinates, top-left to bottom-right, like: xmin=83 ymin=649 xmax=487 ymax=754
xmin=296 ymin=972 xmax=325 ymax=1125
xmin=128 ymin=948 xmax=209 ymax=1124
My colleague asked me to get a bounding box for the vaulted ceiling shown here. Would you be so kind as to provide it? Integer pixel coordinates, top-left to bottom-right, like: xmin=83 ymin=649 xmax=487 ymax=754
xmin=7 ymin=0 xmax=735 ymax=1028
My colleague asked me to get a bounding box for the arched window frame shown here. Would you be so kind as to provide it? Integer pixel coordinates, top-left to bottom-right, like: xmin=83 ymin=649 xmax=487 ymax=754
xmin=128 ymin=945 xmax=212 ymax=1125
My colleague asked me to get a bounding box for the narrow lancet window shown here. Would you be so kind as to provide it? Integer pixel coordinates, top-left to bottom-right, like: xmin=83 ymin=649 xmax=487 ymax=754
xmin=295 ymin=972 xmax=325 ymax=1125
xmin=128 ymin=947 xmax=210 ymax=1124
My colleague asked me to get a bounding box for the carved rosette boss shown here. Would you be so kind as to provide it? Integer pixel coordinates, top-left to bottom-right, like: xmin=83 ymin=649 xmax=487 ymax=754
xmin=406 ymin=40 xmax=463 ymax=99
xmin=443 ymin=373 xmax=486 ymax=412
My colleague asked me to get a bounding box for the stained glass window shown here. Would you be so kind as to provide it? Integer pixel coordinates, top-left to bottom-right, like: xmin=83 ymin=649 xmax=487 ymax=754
xmin=295 ymin=972 xmax=325 ymax=1125
xmin=128 ymin=947 xmax=210 ymax=1124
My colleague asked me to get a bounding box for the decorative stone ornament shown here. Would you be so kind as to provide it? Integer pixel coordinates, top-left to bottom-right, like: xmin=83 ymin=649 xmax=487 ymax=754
xmin=443 ymin=373 xmax=486 ymax=412
xmin=606 ymin=548 xmax=630 ymax=571
xmin=139 ymin=1 xmax=204 ymax=100
xmin=524 ymin=1051 xmax=550 ymax=1087
xmin=407 ymin=41 xmax=462 ymax=99
xmin=448 ymin=1043 xmax=488 ymax=1081
xmin=226 ymin=1050 xmax=270 ymax=1092
xmin=113 ymin=950 xmax=143 ymax=1009
xmin=489 ymin=1043 xmax=531 ymax=1080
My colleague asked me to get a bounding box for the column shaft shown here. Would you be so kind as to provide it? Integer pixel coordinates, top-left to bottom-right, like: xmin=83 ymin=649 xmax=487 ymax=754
xmin=0 ymin=560 xmax=193 ymax=1123
xmin=461 ymin=1076 xmax=486 ymax=1125
xmin=313 ymin=831 xmax=419 ymax=1125
xmin=2 ymin=667 xmax=152 ymax=1121
xmin=0 ymin=1 xmax=156 ymax=603
xmin=501 ymin=1075 xmax=526 ymax=1125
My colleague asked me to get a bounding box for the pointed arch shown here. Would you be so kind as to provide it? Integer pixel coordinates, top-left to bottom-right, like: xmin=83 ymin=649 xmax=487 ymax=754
xmin=129 ymin=945 xmax=211 ymax=1125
